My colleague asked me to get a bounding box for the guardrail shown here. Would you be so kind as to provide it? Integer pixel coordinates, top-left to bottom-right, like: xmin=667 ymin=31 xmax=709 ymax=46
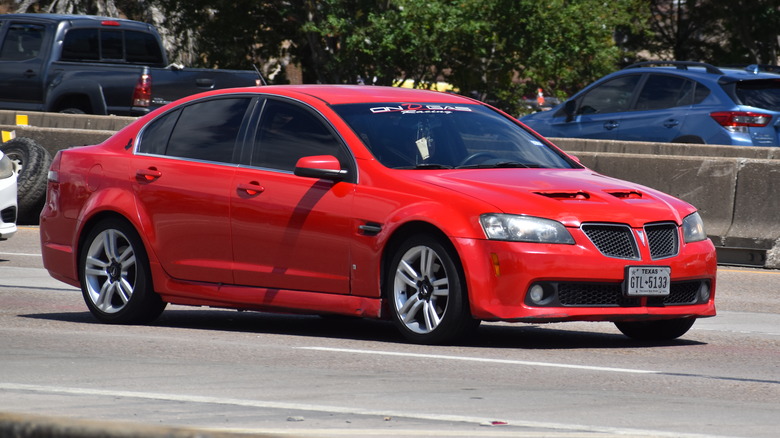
xmin=2 ymin=111 xmax=778 ymax=268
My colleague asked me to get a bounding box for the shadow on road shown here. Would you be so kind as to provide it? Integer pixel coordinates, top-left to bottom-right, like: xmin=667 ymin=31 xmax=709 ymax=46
xmin=20 ymin=307 xmax=706 ymax=350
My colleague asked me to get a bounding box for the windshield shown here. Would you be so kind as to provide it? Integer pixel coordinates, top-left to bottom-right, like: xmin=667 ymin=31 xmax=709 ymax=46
xmin=333 ymin=103 xmax=578 ymax=169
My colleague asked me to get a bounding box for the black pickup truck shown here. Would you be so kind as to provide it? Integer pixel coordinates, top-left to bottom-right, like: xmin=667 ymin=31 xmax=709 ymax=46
xmin=0 ymin=13 xmax=259 ymax=116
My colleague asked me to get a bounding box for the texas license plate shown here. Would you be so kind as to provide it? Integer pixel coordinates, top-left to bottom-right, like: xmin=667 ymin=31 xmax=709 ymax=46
xmin=625 ymin=266 xmax=671 ymax=296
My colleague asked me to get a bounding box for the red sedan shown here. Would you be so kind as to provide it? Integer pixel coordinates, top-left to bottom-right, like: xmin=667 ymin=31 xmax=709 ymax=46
xmin=40 ymin=85 xmax=716 ymax=344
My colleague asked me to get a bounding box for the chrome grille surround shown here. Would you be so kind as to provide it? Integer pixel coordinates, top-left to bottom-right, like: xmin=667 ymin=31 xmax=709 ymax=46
xmin=582 ymin=222 xmax=681 ymax=260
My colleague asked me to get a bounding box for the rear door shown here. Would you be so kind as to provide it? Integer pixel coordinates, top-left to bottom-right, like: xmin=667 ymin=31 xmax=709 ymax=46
xmin=617 ymin=74 xmax=693 ymax=142
xmin=132 ymin=96 xmax=254 ymax=284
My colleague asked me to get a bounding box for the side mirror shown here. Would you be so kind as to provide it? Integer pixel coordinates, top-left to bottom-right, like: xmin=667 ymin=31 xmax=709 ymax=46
xmin=294 ymin=155 xmax=348 ymax=181
xmin=564 ymin=100 xmax=577 ymax=122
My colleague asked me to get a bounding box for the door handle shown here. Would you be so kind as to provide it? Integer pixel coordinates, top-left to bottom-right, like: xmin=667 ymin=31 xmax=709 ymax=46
xmin=663 ymin=119 xmax=680 ymax=128
xmin=603 ymin=121 xmax=619 ymax=130
xmin=196 ymin=78 xmax=215 ymax=88
xmin=136 ymin=168 xmax=162 ymax=182
xmin=237 ymin=182 xmax=264 ymax=196
xmin=23 ymin=69 xmax=36 ymax=78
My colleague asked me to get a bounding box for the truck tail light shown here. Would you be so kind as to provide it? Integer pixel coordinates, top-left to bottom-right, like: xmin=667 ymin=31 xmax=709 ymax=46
xmin=132 ymin=67 xmax=151 ymax=107
xmin=710 ymin=111 xmax=772 ymax=132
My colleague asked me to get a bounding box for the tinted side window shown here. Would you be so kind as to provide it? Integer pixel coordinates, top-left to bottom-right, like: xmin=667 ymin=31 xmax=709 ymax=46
xmin=161 ymin=98 xmax=251 ymax=162
xmin=578 ymin=75 xmax=640 ymax=115
xmin=137 ymin=108 xmax=181 ymax=155
xmin=61 ymin=28 xmax=99 ymax=61
xmin=253 ymin=100 xmax=347 ymax=171
xmin=0 ymin=23 xmax=45 ymax=60
xmin=125 ymin=31 xmax=164 ymax=65
xmin=635 ymin=75 xmax=691 ymax=110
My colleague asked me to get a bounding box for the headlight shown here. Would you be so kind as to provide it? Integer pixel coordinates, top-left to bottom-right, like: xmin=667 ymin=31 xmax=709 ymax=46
xmin=0 ymin=153 xmax=15 ymax=179
xmin=480 ymin=214 xmax=575 ymax=244
xmin=682 ymin=212 xmax=707 ymax=243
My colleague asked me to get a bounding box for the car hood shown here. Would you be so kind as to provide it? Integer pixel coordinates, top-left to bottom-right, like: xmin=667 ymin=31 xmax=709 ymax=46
xmin=411 ymin=168 xmax=693 ymax=227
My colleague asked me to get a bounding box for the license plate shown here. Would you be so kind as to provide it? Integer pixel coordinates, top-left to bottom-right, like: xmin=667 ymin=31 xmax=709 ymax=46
xmin=625 ymin=266 xmax=671 ymax=296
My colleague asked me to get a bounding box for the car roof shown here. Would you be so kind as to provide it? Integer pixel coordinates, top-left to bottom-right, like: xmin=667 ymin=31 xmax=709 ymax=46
xmin=234 ymin=85 xmax=479 ymax=106
xmin=618 ymin=62 xmax=780 ymax=83
xmin=0 ymin=13 xmax=138 ymax=23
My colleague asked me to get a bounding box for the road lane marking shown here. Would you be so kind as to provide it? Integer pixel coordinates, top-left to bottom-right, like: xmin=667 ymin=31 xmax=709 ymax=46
xmin=298 ymin=347 xmax=780 ymax=386
xmin=0 ymin=382 xmax=729 ymax=438
xmin=298 ymin=347 xmax=658 ymax=374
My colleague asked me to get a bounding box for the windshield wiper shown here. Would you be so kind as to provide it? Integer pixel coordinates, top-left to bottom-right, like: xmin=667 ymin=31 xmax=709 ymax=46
xmin=396 ymin=163 xmax=454 ymax=170
xmin=457 ymin=161 xmax=542 ymax=169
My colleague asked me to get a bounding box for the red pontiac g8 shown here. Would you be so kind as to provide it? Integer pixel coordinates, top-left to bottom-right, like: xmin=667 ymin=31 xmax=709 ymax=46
xmin=39 ymin=85 xmax=717 ymax=344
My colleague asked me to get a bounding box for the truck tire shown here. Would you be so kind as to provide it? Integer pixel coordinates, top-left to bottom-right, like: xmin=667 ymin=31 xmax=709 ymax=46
xmin=0 ymin=138 xmax=52 ymax=224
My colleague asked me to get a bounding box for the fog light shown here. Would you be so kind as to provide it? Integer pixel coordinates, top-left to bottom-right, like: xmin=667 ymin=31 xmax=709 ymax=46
xmin=699 ymin=282 xmax=710 ymax=303
xmin=528 ymin=285 xmax=545 ymax=304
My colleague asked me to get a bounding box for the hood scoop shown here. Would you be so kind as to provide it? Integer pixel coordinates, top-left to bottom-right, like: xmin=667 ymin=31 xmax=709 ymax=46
xmin=606 ymin=190 xmax=643 ymax=200
xmin=535 ymin=191 xmax=590 ymax=200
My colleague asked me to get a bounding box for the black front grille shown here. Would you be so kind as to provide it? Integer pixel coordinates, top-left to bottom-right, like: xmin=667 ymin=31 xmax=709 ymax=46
xmin=1 ymin=206 xmax=16 ymax=224
xmin=545 ymin=280 xmax=705 ymax=307
xmin=559 ymin=283 xmax=634 ymax=306
xmin=646 ymin=223 xmax=679 ymax=259
xmin=581 ymin=224 xmax=639 ymax=259
xmin=647 ymin=281 xmax=700 ymax=306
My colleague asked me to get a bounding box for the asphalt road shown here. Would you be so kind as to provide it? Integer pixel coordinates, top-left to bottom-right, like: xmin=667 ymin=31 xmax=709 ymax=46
xmin=1 ymin=226 xmax=779 ymax=438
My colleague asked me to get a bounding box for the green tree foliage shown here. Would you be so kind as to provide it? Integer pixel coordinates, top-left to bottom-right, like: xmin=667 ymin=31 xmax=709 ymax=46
xmin=639 ymin=0 xmax=780 ymax=65
xmin=295 ymin=0 xmax=644 ymax=114
xmin=6 ymin=0 xmax=779 ymax=114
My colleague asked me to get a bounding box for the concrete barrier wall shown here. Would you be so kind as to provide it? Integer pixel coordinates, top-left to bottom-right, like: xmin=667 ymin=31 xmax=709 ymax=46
xmin=2 ymin=111 xmax=779 ymax=268
xmin=551 ymin=137 xmax=780 ymax=159
xmin=1 ymin=125 xmax=117 ymax=157
xmin=0 ymin=110 xmax=135 ymax=131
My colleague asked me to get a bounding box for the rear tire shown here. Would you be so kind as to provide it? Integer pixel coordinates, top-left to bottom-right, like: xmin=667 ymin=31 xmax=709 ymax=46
xmin=385 ymin=234 xmax=479 ymax=344
xmin=615 ymin=318 xmax=696 ymax=340
xmin=79 ymin=218 xmax=166 ymax=324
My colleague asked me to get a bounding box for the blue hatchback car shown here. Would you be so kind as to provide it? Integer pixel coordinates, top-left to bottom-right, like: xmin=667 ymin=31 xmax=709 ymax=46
xmin=520 ymin=61 xmax=780 ymax=146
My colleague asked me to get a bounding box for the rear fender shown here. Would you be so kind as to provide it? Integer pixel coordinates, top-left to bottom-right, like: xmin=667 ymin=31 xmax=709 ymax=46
xmin=46 ymin=76 xmax=108 ymax=114
xmin=74 ymin=187 xmax=157 ymax=266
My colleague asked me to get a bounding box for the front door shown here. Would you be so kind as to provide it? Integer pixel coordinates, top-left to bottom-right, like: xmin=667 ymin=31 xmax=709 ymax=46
xmin=231 ymin=98 xmax=355 ymax=294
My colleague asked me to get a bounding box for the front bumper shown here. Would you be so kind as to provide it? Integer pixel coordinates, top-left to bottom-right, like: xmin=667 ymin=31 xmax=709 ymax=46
xmin=454 ymin=235 xmax=717 ymax=322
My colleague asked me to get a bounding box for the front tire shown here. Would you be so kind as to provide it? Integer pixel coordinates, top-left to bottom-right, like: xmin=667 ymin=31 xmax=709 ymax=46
xmin=386 ymin=235 xmax=478 ymax=344
xmin=615 ymin=318 xmax=696 ymax=341
xmin=79 ymin=219 xmax=166 ymax=324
